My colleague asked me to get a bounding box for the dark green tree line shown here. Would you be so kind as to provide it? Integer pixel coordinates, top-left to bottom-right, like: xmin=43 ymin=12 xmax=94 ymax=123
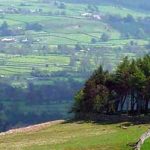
xmin=73 ymin=55 xmax=150 ymax=115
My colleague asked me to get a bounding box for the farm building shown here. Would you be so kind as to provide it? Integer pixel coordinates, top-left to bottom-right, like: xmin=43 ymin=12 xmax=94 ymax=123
xmin=1 ymin=38 xmax=16 ymax=42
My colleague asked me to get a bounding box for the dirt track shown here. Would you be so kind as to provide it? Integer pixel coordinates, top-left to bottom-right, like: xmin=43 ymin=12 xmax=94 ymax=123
xmin=0 ymin=120 xmax=65 ymax=136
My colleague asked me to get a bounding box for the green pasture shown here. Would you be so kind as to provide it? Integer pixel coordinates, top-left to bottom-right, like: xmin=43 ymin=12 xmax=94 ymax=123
xmin=141 ymin=139 xmax=150 ymax=150
xmin=0 ymin=121 xmax=149 ymax=150
xmin=0 ymin=54 xmax=70 ymax=76
xmin=0 ymin=0 xmax=149 ymax=77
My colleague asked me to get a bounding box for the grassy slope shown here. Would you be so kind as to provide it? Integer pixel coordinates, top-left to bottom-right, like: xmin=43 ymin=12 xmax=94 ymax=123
xmin=0 ymin=0 xmax=149 ymax=77
xmin=0 ymin=54 xmax=70 ymax=76
xmin=0 ymin=121 xmax=149 ymax=150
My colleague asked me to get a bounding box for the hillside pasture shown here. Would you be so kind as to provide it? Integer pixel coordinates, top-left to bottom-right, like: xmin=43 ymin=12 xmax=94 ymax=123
xmin=0 ymin=54 xmax=70 ymax=76
xmin=0 ymin=121 xmax=149 ymax=150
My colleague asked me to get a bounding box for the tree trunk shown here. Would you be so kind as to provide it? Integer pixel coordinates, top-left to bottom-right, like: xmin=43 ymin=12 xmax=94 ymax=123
xmin=137 ymin=96 xmax=142 ymax=115
xmin=120 ymin=95 xmax=127 ymax=113
xmin=145 ymin=99 xmax=149 ymax=114
xmin=131 ymin=91 xmax=135 ymax=114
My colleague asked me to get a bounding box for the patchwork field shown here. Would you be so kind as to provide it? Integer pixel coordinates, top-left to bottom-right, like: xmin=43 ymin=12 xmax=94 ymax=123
xmin=0 ymin=0 xmax=149 ymax=78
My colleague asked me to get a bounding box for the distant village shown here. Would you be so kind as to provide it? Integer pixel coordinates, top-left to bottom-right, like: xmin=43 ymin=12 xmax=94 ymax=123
xmin=0 ymin=1 xmax=104 ymax=45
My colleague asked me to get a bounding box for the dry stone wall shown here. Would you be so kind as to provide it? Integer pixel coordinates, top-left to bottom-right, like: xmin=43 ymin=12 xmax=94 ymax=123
xmin=135 ymin=129 xmax=150 ymax=150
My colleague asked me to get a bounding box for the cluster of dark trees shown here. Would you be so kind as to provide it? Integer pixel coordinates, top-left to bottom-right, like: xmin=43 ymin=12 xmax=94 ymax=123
xmin=62 ymin=0 xmax=150 ymax=11
xmin=25 ymin=23 xmax=43 ymax=31
xmin=0 ymin=21 xmax=11 ymax=36
xmin=0 ymin=21 xmax=43 ymax=36
xmin=106 ymin=15 xmax=150 ymax=39
xmin=91 ymin=14 xmax=149 ymax=43
xmin=0 ymin=79 xmax=82 ymax=104
xmin=91 ymin=33 xmax=110 ymax=44
xmin=73 ymin=55 xmax=150 ymax=116
xmin=0 ymin=78 xmax=82 ymax=131
xmin=0 ymin=101 xmax=62 ymax=132
xmin=0 ymin=21 xmax=24 ymax=36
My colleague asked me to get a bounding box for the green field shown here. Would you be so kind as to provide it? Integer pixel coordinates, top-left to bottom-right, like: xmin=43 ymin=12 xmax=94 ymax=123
xmin=0 ymin=121 xmax=149 ymax=150
xmin=0 ymin=54 xmax=70 ymax=76
xmin=0 ymin=0 xmax=149 ymax=78
xmin=0 ymin=0 xmax=149 ymax=46
xmin=141 ymin=139 xmax=150 ymax=150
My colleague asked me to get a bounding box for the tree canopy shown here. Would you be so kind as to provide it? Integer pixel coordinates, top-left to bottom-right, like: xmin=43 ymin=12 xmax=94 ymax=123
xmin=72 ymin=55 xmax=150 ymax=116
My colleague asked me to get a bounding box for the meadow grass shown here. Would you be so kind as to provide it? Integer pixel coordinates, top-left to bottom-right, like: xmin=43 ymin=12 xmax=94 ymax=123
xmin=0 ymin=54 xmax=70 ymax=76
xmin=141 ymin=139 xmax=150 ymax=150
xmin=0 ymin=121 xmax=149 ymax=150
xmin=0 ymin=0 xmax=148 ymax=46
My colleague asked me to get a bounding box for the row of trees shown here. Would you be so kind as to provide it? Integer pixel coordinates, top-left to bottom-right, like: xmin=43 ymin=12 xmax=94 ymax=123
xmin=0 ymin=78 xmax=82 ymax=131
xmin=0 ymin=21 xmax=11 ymax=36
xmin=107 ymin=14 xmax=149 ymax=39
xmin=62 ymin=0 xmax=150 ymax=11
xmin=73 ymin=55 xmax=150 ymax=115
xmin=91 ymin=33 xmax=110 ymax=44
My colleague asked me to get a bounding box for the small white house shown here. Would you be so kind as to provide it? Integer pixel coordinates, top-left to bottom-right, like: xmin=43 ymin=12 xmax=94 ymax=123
xmin=81 ymin=13 xmax=92 ymax=17
xmin=92 ymin=14 xmax=101 ymax=20
xmin=1 ymin=38 xmax=16 ymax=42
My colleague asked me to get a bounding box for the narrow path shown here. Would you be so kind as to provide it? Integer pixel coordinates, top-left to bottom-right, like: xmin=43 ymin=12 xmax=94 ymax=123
xmin=0 ymin=120 xmax=65 ymax=136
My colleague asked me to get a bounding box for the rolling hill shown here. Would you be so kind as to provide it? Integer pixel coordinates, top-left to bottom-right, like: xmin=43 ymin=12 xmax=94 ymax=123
xmin=0 ymin=120 xmax=149 ymax=150
xmin=0 ymin=0 xmax=150 ymax=149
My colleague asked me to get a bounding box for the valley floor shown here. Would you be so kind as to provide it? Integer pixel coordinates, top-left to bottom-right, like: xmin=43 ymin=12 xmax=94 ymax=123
xmin=0 ymin=120 xmax=149 ymax=150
